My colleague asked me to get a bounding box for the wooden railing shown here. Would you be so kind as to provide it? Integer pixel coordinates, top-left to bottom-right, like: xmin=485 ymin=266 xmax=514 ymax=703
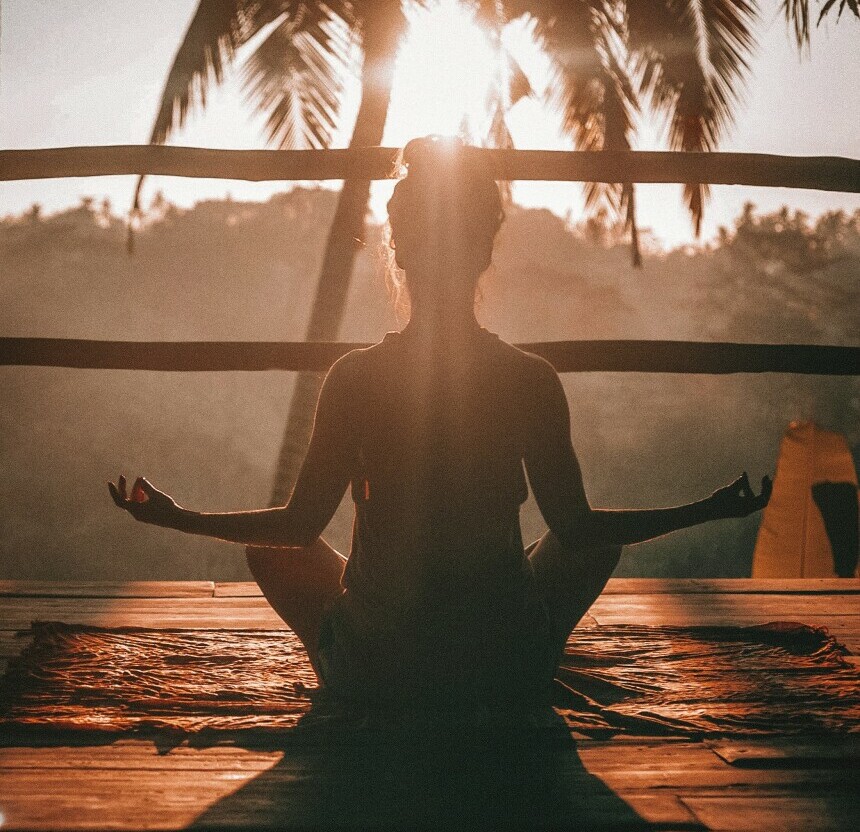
xmin=2 ymin=338 xmax=857 ymax=375
xmin=3 ymin=146 xmax=858 ymax=376
xmin=1 ymin=146 xmax=858 ymax=191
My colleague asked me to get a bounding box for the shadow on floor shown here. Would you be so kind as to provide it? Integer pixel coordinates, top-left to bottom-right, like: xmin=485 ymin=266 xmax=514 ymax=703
xmin=189 ymin=708 xmax=650 ymax=831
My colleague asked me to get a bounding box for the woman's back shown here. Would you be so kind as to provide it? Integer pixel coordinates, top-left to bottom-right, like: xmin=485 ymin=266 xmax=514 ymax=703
xmin=319 ymin=325 xmax=557 ymax=702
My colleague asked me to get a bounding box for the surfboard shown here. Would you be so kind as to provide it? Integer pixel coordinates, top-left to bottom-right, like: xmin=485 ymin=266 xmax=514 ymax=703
xmin=752 ymin=421 xmax=859 ymax=578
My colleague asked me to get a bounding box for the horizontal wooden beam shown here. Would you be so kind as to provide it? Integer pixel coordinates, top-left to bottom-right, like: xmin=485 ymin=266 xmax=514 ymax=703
xmin=1 ymin=146 xmax=858 ymax=191
xmin=2 ymin=338 xmax=857 ymax=375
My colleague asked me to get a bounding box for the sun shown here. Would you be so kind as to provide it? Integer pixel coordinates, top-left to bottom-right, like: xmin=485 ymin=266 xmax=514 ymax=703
xmin=384 ymin=0 xmax=500 ymax=147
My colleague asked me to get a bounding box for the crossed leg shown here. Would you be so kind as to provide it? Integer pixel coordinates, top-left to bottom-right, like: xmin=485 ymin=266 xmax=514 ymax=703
xmin=527 ymin=531 xmax=622 ymax=658
xmin=247 ymin=531 xmax=620 ymax=685
xmin=245 ymin=539 xmax=346 ymax=679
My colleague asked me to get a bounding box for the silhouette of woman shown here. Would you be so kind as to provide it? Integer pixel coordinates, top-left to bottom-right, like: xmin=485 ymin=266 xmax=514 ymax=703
xmin=110 ymin=136 xmax=771 ymax=706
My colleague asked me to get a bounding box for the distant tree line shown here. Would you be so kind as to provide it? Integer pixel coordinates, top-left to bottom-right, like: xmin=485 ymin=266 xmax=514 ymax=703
xmin=1 ymin=190 xmax=857 ymax=580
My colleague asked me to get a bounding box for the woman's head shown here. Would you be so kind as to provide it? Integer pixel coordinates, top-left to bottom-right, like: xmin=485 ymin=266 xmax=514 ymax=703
xmin=386 ymin=137 xmax=504 ymax=317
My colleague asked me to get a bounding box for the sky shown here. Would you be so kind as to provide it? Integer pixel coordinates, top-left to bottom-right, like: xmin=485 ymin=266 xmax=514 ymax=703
xmin=1 ymin=0 xmax=858 ymax=248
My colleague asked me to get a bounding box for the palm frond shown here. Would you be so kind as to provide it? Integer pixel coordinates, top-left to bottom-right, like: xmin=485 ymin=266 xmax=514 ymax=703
xmin=130 ymin=1 xmax=357 ymax=246
xmin=149 ymin=0 xmax=286 ymax=147
xmin=130 ymin=0 xmax=283 ymax=231
xmin=522 ymin=1 xmax=641 ymax=263
xmin=782 ymin=0 xmax=811 ymax=45
xmin=242 ymin=10 xmax=352 ymax=149
xmin=816 ymin=0 xmax=860 ymax=24
xmin=627 ymin=0 xmax=757 ymax=234
xmin=783 ymin=0 xmax=860 ymax=47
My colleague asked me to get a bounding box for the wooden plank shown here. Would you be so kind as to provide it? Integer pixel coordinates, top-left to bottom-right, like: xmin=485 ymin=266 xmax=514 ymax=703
xmin=606 ymin=794 xmax=702 ymax=829
xmin=708 ymin=738 xmax=860 ymax=768
xmin=5 ymin=580 xmax=853 ymax=599
xmin=0 ymin=596 xmax=289 ymax=630
xmin=590 ymin=594 xmax=860 ymax=614
xmin=215 ymin=582 xmax=262 ymax=598
xmin=2 ymin=743 xmax=852 ymax=790
xmin=603 ymin=579 xmax=860 ymax=595
xmin=0 ymin=740 xmax=719 ymax=773
xmin=0 ymin=739 xmax=854 ymax=830
xmin=0 ymin=581 xmax=214 ymax=598
xmin=0 ymin=768 xmax=260 ymax=830
xmin=589 ymin=592 xmax=860 ymax=623
xmin=74 ymin=578 xmax=860 ymax=598
xmin=682 ymin=796 xmax=859 ymax=832
xmin=3 ymin=145 xmax=858 ymax=190
xmin=0 ymin=764 xmax=852 ymax=831
xmin=0 ymin=743 xmax=284 ymax=772
xmin=1 ymin=593 xmax=856 ymax=633
xmin=578 ymin=742 xmax=730 ymax=771
xmin=0 ymin=630 xmax=32 ymax=658
xmin=4 ymin=337 xmax=859 ymax=375
xmin=583 ymin=766 xmax=855 ymax=792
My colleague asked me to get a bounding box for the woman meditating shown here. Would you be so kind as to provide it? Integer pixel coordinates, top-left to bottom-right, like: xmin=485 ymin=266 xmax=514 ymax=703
xmin=110 ymin=137 xmax=771 ymax=707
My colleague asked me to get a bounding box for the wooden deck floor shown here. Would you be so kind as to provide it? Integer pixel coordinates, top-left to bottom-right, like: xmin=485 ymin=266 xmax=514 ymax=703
xmin=1 ymin=578 xmax=858 ymax=831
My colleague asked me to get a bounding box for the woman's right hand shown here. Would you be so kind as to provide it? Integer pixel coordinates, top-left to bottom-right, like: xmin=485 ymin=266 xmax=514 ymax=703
xmin=709 ymin=472 xmax=773 ymax=519
xmin=108 ymin=475 xmax=181 ymax=528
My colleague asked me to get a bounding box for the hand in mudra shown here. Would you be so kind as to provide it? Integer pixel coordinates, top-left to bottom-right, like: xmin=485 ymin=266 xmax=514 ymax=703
xmin=109 ymin=475 xmax=180 ymax=527
xmin=710 ymin=472 xmax=773 ymax=519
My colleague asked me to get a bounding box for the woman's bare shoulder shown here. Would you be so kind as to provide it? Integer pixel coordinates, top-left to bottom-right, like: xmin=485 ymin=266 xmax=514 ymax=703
xmin=324 ymin=332 xmax=398 ymax=385
xmin=491 ymin=335 xmax=559 ymax=387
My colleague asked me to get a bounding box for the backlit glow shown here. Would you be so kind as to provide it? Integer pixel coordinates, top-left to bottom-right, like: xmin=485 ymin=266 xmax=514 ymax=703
xmin=386 ymin=0 xmax=500 ymax=146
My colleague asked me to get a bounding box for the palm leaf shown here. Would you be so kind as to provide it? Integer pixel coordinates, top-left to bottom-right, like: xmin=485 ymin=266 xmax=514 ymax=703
xmin=130 ymin=0 xmax=284 ymax=231
xmin=520 ymin=1 xmax=641 ymax=264
xmin=241 ymin=10 xmax=352 ymax=149
xmin=129 ymin=1 xmax=357 ymax=248
xmin=816 ymin=0 xmax=860 ymax=24
xmin=627 ymin=0 xmax=757 ymax=235
xmin=783 ymin=0 xmax=860 ymax=47
xmin=782 ymin=0 xmax=811 ymax=45
xmin=148 ymin=0 xmax=286 ymax=147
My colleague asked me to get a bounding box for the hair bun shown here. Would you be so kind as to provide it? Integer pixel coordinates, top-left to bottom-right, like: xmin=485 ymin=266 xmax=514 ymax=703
xmin=401 ymin=135 xmax=467 ymax=177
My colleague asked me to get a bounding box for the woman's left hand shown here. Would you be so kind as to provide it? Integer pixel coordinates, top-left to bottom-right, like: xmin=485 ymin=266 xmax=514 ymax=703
xmin=709 ymin=472 xmax=773 ymax=519
xmin=108 ymin=475 xmax=181 ymax=528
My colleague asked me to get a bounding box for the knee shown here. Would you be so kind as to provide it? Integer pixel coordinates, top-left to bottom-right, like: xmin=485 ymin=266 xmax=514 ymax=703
xmin=245 ymin=545 xmax=278 ymax=576
xmin=571 ymin=542 xmax=622 ymax=583
xmin=601 ymin=544 xmax=623 ymax=573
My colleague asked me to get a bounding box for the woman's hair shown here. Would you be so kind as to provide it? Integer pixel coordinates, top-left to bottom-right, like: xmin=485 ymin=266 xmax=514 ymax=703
xmin=385 ymin=136 xmax=504 ymax=317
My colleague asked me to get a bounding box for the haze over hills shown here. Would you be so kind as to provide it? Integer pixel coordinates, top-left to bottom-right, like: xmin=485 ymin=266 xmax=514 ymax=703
xmin=2 ymin=190 xmax=857 ymax=580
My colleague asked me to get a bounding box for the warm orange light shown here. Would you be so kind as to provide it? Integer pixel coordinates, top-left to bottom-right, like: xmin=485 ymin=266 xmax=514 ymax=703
xmin=386 ymin=0 xmax=499 ymax=146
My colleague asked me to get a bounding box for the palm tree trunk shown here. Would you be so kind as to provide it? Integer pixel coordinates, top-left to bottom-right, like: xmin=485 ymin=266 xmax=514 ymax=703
xmin=268 ymin=26 xmax=399 ymax=507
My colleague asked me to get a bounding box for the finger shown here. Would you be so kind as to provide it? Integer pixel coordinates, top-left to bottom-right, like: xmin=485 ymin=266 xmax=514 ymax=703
xmin=118 ymin=474 xmax=127 ymax=501
xmin=108 ymin=482 xmax=124 ymax=508
xmin=132 ymin=477 xmax=149 ymax=503
xmin=750 ymin=476 xmax=772 ymax=511
xmin=739 ymin=471 xmax=753 ymax=498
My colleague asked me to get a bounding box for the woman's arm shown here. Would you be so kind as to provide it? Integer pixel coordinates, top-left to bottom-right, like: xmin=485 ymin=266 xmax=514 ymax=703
xmin=109 ymin=358 xmax=355 ymax=548
xmin=109 ymin=475 xmax=334 ymax=547
xmin=572 ymin=473 xmax=771 ymax=547
xmin=523 ymin=361 xmax=771 ymax=549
